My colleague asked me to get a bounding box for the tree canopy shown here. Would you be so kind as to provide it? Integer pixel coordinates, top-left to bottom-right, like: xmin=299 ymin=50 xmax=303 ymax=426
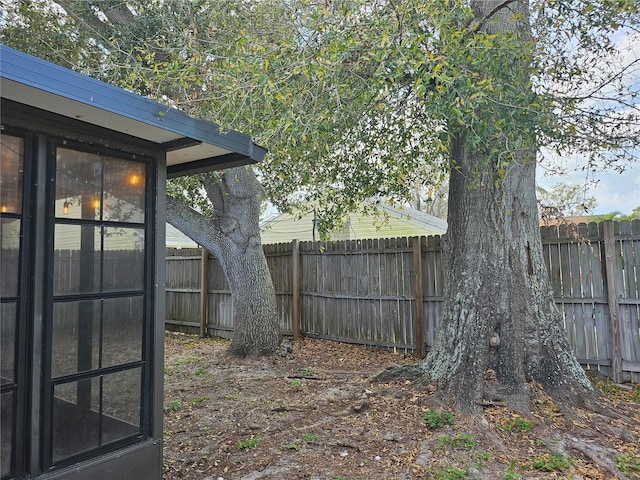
xmin=3 ymin=1 xmax=637 ymax=228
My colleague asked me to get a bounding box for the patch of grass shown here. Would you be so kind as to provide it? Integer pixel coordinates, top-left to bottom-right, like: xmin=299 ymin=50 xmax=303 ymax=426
xmin=300 ymin=367 xmax=315 ymax=377
xmin=190 ymin=396 xmax=209 ymax=406
xmin=475 ymin=451 xmax=493 ymax=462
xmin=591 ymin=377 xmax=640 ymax=403
xmin=223 ymin=388 xmax=240 ymax=401
xmin=163 ymin=399 xmax=181 ymax=413
xmin=502 ymin=418 xmax=532 ymax=432
xmin=236 ymin=437 xmax=259 ymax=450
xmin=616 ymin=453 xmax=640 ymax=477
xmin=528 ymin=453 xmax=571 ymax=472
xmin=290 ymin=380 xmax=303 ymax=388
xmin=629 ymin=384 xmax=640 ymax=403
xmin=437 ymin=433 xmax=474 ymax=450
xmin=426 ymin=466 xmax=467 ymax=479
xmin=504 ymin=461 xmax=521 ymax=480
xmin=194 ymin=367 xmax=207 ymax=376
xmin=283 ymin=442 xmax=301 ymax=451
xmin=422 ymin=409 xmax=455 ymax=429
xmin=303 ymin=432 xmax=319 ymax=443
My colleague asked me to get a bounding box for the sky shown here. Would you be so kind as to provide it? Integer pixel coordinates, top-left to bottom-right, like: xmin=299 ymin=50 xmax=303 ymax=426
xmin=536 ymin=27 xmax=640 ymax=216
xmin=536 ymin=160 xmax=640 ymax=215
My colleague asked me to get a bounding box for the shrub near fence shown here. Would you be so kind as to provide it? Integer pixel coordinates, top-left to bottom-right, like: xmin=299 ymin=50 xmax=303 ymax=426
xmin=165 ymin=220 xmax=640 ymax=382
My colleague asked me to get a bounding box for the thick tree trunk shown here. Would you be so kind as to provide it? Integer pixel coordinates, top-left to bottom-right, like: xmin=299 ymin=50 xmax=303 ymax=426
xmin=407 ymin=0 xmax=596 ymax=413
xmin=167 ymin=167 xmax=280 ymax=356
xmin=417 ymin=138 xmax=593 ymax=413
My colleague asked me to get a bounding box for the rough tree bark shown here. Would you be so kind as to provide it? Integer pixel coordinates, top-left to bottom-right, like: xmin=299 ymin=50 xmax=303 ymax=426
xmin=51 ymin=1 xmax=282 ymax=356
xmin=383 ymin=0 xmax=597 ymax=414
xmin=167 ymin=167 xmax=281 ymax=356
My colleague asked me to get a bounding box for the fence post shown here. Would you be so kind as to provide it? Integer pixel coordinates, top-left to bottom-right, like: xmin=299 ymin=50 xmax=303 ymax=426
xmin=199 ymin=248 xmax=209 ymax=338
xmin=603 ymin=221 xmax=623 ymax=382
xmin=291 ymin=239 xmax=301 ymax=340
xmin=412 ymin=236 xmax=425 ymax=358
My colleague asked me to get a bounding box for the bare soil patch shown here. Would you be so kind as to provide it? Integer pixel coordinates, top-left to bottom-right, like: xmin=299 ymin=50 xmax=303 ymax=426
xmin=163 ymin=332 xmax=640 ymax=480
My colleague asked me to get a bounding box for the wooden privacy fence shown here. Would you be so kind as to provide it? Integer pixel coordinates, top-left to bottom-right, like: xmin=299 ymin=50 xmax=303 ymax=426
xmin=165 ymin=220 xmax=640 ymax=382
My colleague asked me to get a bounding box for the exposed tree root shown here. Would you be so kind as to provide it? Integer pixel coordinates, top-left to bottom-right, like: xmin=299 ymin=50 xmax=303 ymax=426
xmin=373 ymin=363 xmax=426 ymax=383
xmin=564 ymin=435 xmax=631 ymax=480
xmin=473 ymin=415 xmax=509 ymax=454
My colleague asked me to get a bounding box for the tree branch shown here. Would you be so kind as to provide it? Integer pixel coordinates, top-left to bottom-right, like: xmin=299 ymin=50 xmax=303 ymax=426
xmin=53 ymin=0 xmax=107 ymax=34
xmin=465 ymin=0 xmax=519 ymax=36
xmin=166 ymin=195 xmax=223 ymax=258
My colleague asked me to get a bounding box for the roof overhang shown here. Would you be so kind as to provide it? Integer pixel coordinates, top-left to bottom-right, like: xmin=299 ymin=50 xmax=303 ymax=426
xmin=0 ymin=45 xmax=267 ymax=174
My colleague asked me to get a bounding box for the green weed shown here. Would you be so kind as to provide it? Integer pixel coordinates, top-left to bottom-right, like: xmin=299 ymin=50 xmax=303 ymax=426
xmin=592 ymin=377 xmax=639 ymax=403
xmin=224 ymin=388 xmax=240 ymax=401
xmin=190 ymin=396 xmax=209 ymax=406
xmin=283 ymin=442 xmax=301 ymax=451
xmin=236 ymin=437 xmax=259 ymax=450
xmin=422 ymin=409 xmax=455 ymax=429
xmin=300 ymin=367 xmax=315 ymax=377
xmin=476 ymin=451 xmax=493 ymax=462
xmin=194 ymin=367 xmax=207 ymax=376
xmin=504 ymin=461 xmax=521 ymax=480
xmin=630 ymin=385 xmax=640 ymax=403
xmin=597 ymin=377 xmax=620 ymax=396
xmin=616 ymin=453 xmax=640 ymax=477
xmin=303 ymin=432 xmax=319 ymax=442
xmin=163 ymin=399 xmax=181 ymax=413
xmin=437 ymin=433 xmax=474 ymax=450
xmin=529 ymin=453 xmax=571 ymax=472
xmin=502 ymin=418 xmax=532 ymax=432
xmin=290 ymin=380 xmax=303 ymax=388
xmin=426 ymin=466 xmax=467 ymax=479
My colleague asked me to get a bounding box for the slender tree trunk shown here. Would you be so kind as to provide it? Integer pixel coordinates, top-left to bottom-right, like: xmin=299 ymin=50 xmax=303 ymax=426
xmin=167 ymin=167 xmax=281 ymax=356
xmin=393 ymin=0 xmax=596 ymax=414
xmin=221 ymin=240 xmax=281 ymax=356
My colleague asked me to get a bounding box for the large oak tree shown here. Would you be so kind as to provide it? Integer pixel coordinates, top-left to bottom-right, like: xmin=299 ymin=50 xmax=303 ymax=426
xmin=1 ymin=0 xmax=293 ymax=355
xmin=391 ymin=0 xmax=596 ymax=413
xmin=293 ymin=0 xmax=639 ymax=415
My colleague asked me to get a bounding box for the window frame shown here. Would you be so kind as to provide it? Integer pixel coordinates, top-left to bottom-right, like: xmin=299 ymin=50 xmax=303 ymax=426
xmin=40 ymin=138 xmax=156 ymax=472
xmin=0 ymin=129 xmax=33 ymax=480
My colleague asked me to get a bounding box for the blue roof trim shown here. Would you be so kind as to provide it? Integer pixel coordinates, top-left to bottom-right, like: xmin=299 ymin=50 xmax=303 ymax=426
xmin=0 ymin=44 xmax=267 ymax=165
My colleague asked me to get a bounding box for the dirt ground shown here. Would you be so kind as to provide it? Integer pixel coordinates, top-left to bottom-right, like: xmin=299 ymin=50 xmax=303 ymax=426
xmin=162 ymin=332 xmax=640 ymax=480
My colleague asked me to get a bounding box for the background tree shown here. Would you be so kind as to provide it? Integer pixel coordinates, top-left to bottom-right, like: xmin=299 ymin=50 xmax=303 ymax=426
xmin=537 ymin=182 xmax=598 ymax=220
xmin=2 ymin=0 xmax=449 ymax=354
xmin=594 ymin=206 xmax=640 ymax=222
xmin=410 ymin=181 xmax=449 ymax=219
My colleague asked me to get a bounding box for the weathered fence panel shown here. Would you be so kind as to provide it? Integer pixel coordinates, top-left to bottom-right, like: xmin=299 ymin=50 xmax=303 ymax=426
xmin=299 ymin=237 xmax=416 ymax=349
xmin=165 ymin=220 xmax=640 ymax=381
xmin=615 ymin=221 xmax=640 ymax=382
xmin=165 ymin=248 xmax=201 ymax=334
xmin=264 ymin=243 xmax=294 ymax=336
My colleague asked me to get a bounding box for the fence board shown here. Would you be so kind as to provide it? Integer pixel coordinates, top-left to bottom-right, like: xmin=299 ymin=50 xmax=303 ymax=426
xmin=165 ymin=220 xmax=640 ymax=380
